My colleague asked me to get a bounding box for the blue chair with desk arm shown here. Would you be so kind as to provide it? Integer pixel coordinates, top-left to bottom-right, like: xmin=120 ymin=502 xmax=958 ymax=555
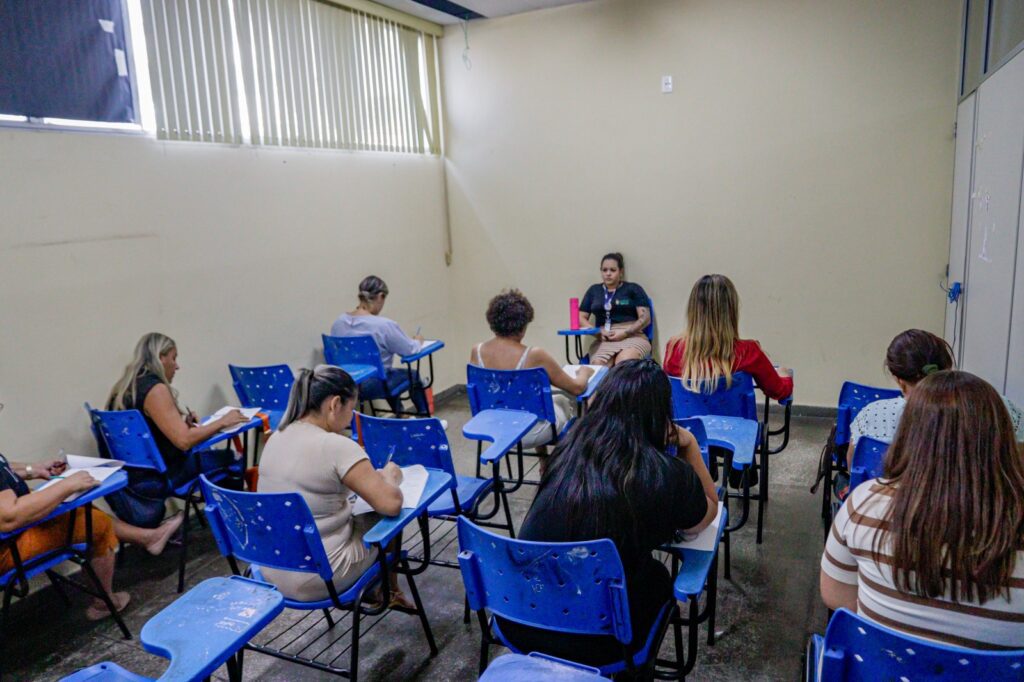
xmin=59 ymin=576 xmax=284 ymax=682
xmin=228 ymin=363 xmax=293 ymax=431
xmin=200 ymin=470 xmax=448 ymax=681
xmin=457 ymin=517 xmax=683 ymax=680
xmin=805 ymin=608 xmax=1024 ymax=681
xmin=847 ymin=437 xmax=888 ymax=494
xmin=86 ymin=404 xmax=242 ymax=593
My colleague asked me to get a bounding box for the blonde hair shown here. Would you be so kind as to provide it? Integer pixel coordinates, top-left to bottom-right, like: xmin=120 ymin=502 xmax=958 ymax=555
xmin=108 ymin=332 xmax=183 ymax=413
xmin=672 ymin=274 xmax=740 ymax=393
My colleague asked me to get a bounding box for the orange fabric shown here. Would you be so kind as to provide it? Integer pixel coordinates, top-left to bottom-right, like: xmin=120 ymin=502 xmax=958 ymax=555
xmin=257 ymin=412 xmax=271 ymax=433
xmin=244 ymin=466 xmax=260 ymax=492
xmin=0 ymin=508 xmax=117 ymax=574
xmin=426 ymin=387 xmax=435 ymax=415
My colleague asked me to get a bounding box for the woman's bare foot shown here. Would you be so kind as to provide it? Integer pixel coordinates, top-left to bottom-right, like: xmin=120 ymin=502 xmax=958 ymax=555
xmin=86 ymin=592 xmax=131 ymax=621
xmin=145 ymin=512 xmax=184 ymax=556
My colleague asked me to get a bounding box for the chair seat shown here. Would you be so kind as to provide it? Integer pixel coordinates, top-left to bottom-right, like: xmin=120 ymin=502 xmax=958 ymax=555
xmin=59 ymin=662 xmax=153 ymax=682
xmin=491 ymin=601 xmax=674 ymax=676
xmin=481 ymin=653 xmax=601 ymax=680
xmin=249 ymin=551 xmax=405 ymax=611
xmin=428 ymin=475 xmax=493 ymax=516
xmin=0 ymin=544 xmax=86 ymax=588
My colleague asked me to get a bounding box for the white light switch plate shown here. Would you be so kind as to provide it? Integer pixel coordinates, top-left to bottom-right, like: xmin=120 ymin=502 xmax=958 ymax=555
xmin=661 ymin=75 xmax=673 ymax=93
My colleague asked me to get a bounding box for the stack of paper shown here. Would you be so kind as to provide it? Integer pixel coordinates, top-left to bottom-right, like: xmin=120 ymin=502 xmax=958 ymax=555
xmin=201 ymin=406 xmax=262 ymax=434
xmin=351 ymin=464 xmax=430 ymax=516
xmin=37 ymin=455 xmax=125 ymax=501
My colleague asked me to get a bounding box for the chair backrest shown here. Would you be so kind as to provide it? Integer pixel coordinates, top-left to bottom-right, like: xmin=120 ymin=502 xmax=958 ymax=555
xmin=466 ymin=364 xmax=557 ymax=424
xmin=668 ymin=373 xmax=758 ymax=421
xmin=228 ymin=364 xmax=294 ymax=411
xmin=200 ymin=475 xmax=334 ymax=581
xmin=457 ymin=517 xmax=633 ymax=645
xmin=835 ymin=381 xmax=902 ymax=446
xmin=86 ymin=404 xmax=167 ymax=473
xmin=820 ymin=608 xmax=1024 ymax=680
xmin=358 ymin=414 xmax=456 ymax=477
xmin=322 ymin=334 xmax=386 ymax=379
xmin=848 ymin=437 xmax=889 ymax=491
xmin=674 ymin=417 xmax=710 ymax=468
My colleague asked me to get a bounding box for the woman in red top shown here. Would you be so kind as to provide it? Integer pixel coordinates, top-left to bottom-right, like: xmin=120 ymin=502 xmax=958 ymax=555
xmin=664 ymin=274 xmax=792 ymax=400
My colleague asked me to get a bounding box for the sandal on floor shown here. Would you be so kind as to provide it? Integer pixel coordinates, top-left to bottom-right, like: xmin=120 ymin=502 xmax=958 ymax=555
xmin=364 ymin=587 xmax=415 ymax=611
xmin=85 ymin=592 xmax=131 ymax=621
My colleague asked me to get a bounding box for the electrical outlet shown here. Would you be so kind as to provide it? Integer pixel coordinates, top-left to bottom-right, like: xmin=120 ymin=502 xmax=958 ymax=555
xmin=661 ymin=75 xmax=673 ymax=93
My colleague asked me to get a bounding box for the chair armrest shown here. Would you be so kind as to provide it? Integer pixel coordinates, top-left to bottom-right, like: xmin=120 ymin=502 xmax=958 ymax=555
xmin=2 ymin=472 xmax=129 ymax=540
xmin=462 ymin=409 xmax=539 ymax=464
xmin=574 ymin=365 xmax=608 ymax=402
xmin=189 ymin=417 xmax=262 ymax=454
xmin=400 ymin=340 xmax=445 ymax=364
xmin=362 ymin=469 xmax=454 ymax=547
xmin=557 ymin=328 xmax=600 ymax=336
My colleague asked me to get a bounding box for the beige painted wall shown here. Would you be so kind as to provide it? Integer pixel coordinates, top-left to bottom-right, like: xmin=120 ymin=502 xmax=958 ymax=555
xmin=440 ymin=0 xmax=961 ymax=406
xmin=0 ymin=131 xmax=454 ymax=458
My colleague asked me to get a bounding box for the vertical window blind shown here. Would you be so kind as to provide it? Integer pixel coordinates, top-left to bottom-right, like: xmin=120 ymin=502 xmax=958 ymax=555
xmin=139 ymin=0 xmax=440 ymax=153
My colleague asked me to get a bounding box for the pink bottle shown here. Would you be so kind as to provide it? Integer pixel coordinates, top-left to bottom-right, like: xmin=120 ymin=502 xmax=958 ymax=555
xmin=569 ymin=297 xmax=580 ymax=330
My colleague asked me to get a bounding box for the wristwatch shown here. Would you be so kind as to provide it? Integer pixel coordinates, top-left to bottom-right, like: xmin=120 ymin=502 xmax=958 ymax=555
xmin=25 ymin=465 xmax=33 ymax=477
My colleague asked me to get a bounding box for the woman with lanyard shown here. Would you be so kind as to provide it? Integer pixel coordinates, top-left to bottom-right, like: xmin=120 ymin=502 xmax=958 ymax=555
xmin=577 ymin=252 xmax=652 ymax=366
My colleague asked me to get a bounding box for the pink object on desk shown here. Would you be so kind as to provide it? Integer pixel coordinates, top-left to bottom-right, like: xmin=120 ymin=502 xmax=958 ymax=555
xmin=569 ymin=298 xmax=580 ymax=330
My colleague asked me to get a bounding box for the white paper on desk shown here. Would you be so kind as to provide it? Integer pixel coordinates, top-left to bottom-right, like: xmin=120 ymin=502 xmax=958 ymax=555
xmin=420 ymin=340 xmax=440 ymax=348
xmin=201 ymin=406 xmax=261 ymax=434
xmin=668 ymin=502 xmax=724 ymax=552
xmin=36 ymin=460 xmax=125 ymax=501
xmin=562 ymin=364 xmax=607 ymax=390
xmin=65 ymin=454 xmax=124 ymax=469
xmin=351 ymin=464 xmax=429 ymax=516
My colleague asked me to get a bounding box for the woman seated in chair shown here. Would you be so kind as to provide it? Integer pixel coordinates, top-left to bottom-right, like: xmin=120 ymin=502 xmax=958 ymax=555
xmin=106 ymin=332 xmax=248 ymax=528
xmin=498 ymin=359 xmax=719 ymax=667
xmin=0 ymin=451 xmax=182 ymax=621
xmin=577 ymin=252 xmax=652 ymax=366
xmin=664 ymin=273 xmax=792 ymax=399
xmin=821 ymin=370 xmax=1024 ymax=649
xmin=331 ymin=275 xmax=429 ymax=415
xmin=257 ymin=365 xmax=412 ymax=607
xmin=471 ymin=289 xmax=593 ymax=452
xmin=844 ymin=329 xmax=1023 ymax=477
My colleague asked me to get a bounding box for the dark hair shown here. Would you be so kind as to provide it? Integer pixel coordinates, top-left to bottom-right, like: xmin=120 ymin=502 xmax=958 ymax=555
xmin=486 ymin=289 xmax=534 ymax=337
xmin=885 ymin=329 xmax=954 ymax=384
xmin=279 ymin=365 xmax=358 ymax=430
xmin=358 ymin=275 xmax=389 ymax=305
xmin=600 ymin=252 xmax=624 ymax=270
xmin=877 ymin=370 xmax=1024 ymax=603
xmin=533 ymin=359 xmax=675 ymax=558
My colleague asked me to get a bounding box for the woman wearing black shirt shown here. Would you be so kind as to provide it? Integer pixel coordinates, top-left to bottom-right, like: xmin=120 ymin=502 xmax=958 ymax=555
xmin=578 ymin=252 xmax=652 ymax=366
xmin=498 ymin=359 xmax=719 ymax=667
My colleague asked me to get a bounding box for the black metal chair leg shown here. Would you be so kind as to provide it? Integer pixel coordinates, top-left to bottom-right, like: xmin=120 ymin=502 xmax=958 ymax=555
xmin=80 ymin=559 xmax=131 ymax=639
xmin=463 ymin=595 xmax=471 ymax=624
xmin=350 ymin=595 xmax=362 ymax=682
xmin=404 ymin=564 xmax=439 ymax=656
xmin=708 ymin=552 xmax=719 ymax=646
xmin=178 ymin=496 xmax=191 ymax=593
xmin=476 ymin=611 xmax=491 ymax=675
xmin=322 ymin=608 xmax=335 ymax=627
xmin=45 ymin=570 xmax=71 ymax=606
xmin=499 ymin=486 xmax=516 ymax=539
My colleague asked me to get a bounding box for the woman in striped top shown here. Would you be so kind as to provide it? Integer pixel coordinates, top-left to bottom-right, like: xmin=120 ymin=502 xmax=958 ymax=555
xmin=821 ymin=370 xmax=1024 ymax=650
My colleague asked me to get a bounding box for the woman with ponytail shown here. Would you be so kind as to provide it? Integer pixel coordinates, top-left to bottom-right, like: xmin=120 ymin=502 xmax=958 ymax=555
xmin=106 ymin=333 xmax=248 ymax=527
xmin=330 ymin=275 xmax=430 ymax=415
xmin=257 ymin=366 xmax=411 ymax=606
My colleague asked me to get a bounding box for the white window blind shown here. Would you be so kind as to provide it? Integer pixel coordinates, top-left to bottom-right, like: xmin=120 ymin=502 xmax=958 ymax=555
xmin=139 ymin=0 xmax=440 ymax=153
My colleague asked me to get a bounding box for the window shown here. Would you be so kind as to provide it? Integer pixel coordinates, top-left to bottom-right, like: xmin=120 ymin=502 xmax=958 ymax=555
xmin=0 ymin=0 xmax=138 ymax=129
xmin=139 ymin=0 xmax=442 ymax=153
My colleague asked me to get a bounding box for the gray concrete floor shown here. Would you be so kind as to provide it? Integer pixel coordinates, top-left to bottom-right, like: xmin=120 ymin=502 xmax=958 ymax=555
xmin=6 ymin=397 xmax=831 ymax=681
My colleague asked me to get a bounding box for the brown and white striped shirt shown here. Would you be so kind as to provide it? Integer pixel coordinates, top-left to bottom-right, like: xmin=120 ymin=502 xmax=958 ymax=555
xmin=823 ymin=480 xmax=1024 ymax=650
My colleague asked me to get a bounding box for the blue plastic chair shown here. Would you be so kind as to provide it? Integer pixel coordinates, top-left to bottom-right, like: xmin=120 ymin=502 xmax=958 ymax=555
xmin=669 ymin=374 xmax=768 ymax=545
xmin=200 ymin=475 xmax=438 ymax=681
xmin=228 ymin=363 xmax=293 ymax=430
xmin=457 ymin=517 xmax=680 ymax=678
xmin=848 ymin=437 xmax=889 ymax=492
xmin=322 ymin=334 xmax=430 ymax=417
xmin=358 ymin=414 xmax=513 ymax=538
xmin=806 ymin=608 xmax=1024 ymax=681
xmin=87 ymin=404 xmax=236 ymax=593
xmin=61 ymin=576 xmax=284 ymax=682
xmin=480 ymin=653 xmax=602 ymax=680
xmin=818 ymin=382 xmax=902 ymax=521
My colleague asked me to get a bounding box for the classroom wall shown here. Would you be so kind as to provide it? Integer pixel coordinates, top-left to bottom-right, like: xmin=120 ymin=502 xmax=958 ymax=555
xmin=0 ymin=130 xmax=454 ymax=458
xmin=439 ymin=0 xmax=961 ymax=406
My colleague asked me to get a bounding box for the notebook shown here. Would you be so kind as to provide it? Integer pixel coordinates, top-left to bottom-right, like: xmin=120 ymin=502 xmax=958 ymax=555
xmin=351 ymin=464 xmax=430 ymax=516
xmin=36 ymin=455 xmax=125 ymax=501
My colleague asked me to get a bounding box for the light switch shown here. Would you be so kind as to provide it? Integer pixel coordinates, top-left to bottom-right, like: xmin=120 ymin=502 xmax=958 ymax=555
xmin=661 ymin=75 xmax=673 ymax=93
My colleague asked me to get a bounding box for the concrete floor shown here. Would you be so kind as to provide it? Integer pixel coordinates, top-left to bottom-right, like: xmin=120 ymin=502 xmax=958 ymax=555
xmin=6 ymin=396 xmax=831 ymax=681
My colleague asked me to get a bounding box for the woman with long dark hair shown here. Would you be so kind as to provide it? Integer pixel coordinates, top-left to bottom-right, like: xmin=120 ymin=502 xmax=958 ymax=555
xmin=822 ymin=370 xmax=1024 ymax=649
xmin=498 ymin=359 xmax=719 ymax=666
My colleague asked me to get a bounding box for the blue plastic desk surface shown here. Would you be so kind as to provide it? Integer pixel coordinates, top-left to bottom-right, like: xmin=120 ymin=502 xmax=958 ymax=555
xmin=362 ymin=469 xmax=454 ymax=547
xmin=557 ymin=328 xmax=600 ymax=336
xmin=5 ymin=472 xmax=129 ymax=541
xmin=462 ymin=409 xmax=539 ymax=464
xmin=141 ymin=576 xmax=284 ymax=681
xmin=481 ymin=653 xmax=602 ymax=680
xmin=190 ymin=416 xmax=263 ymax=453
xmin=670 ymin=507 xmax=728 ymax=601
xmin=575 ymin=365 xmax=608 ymax=402
xmin=699 ymin=416 xmax=758 ymax=469
xmin=400 ymin=340 xmax=445 ymax=364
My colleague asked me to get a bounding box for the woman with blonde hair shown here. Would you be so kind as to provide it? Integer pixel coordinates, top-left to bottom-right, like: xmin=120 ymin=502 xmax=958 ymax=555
xmin=664 ymin=274 xmax=792 ymax=400
xmin=105 ymin=333 xmax=247 ymax=527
